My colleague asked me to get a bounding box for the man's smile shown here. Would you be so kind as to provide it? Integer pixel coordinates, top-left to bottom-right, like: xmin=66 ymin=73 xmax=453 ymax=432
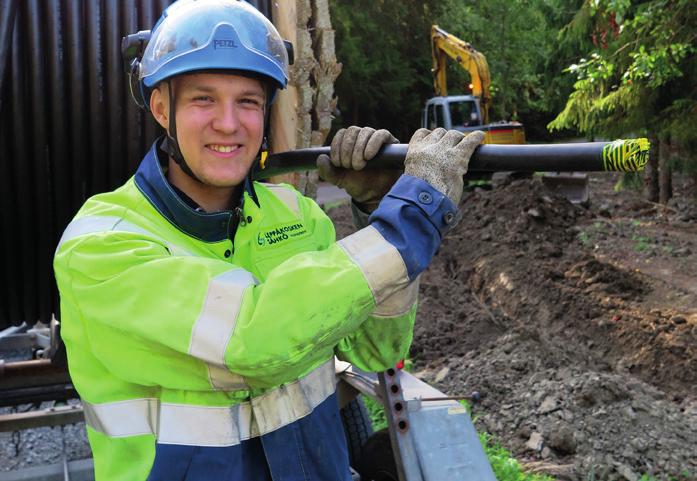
xmin=206 ymin=143 xmax=242 ymax=156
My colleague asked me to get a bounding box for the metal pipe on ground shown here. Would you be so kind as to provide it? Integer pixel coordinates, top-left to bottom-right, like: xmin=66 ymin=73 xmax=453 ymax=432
xmin=0 ymin=403 xmax=83 ymax=432
xmin=0 ymin=359 xmax=71 ymax=390
xmin=0 ymin=383 xmax=78 ymax=407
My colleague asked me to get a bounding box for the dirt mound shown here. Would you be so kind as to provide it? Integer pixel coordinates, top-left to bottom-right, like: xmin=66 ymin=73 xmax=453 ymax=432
xmin=328 ymin=175 xmax=697 ymax=481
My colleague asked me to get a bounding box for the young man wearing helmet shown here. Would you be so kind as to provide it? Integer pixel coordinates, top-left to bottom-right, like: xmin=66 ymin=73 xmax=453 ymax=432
xmin=54 ymin=1 xmax=484 ymax=480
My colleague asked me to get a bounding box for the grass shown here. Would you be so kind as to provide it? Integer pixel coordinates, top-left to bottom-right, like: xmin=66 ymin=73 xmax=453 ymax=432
xmin=577 ymin=230 xmax=592 ymax=246
xmin=631 ymin=233 xmax=652 ymax=252
xmin=362 ymin=394 xmax=387 ymax=431
xmin=479 ymin=432 xmax=554 ymax=481
xmin=578 ymin=218 xmax=675 ymax=255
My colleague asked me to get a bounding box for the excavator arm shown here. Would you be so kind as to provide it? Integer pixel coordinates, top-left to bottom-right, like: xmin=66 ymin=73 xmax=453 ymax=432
xmin=431 ymin=25 xmax=491 ymax=124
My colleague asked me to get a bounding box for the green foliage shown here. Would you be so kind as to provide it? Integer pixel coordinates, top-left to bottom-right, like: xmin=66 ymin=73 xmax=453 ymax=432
xmin=361 ymin=395 xmax=387 ymax=431
xmin=434 ymin=0 xmax=556 ymax=121
xmin=329 ymin=0 xmax=437 ymax=140
xmin=578 ymin=230 xmax=592 ymax=245
xmin=550 ymin=0 xmax=697 ymax=157
xmin=479 ymin=433 xmax=554 ymax=481
xmin=329 ymin=0 xmax=580 ymax=141
xmin=613 ymin=172 xmax=644 ymax=192
xmin=631 ymin=234 xmax=651 ymax=252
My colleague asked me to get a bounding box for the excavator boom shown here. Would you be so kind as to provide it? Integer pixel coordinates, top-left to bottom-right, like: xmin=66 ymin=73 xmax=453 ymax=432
xmin=431 ymin=25 xmax=491 ymax=124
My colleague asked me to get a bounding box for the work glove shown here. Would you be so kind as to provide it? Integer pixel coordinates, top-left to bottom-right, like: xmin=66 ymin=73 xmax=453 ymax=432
xmin=404 ymin=128 xmax=485 ymax=205
xmin=317 ymin=126 xmax=400 ymax=212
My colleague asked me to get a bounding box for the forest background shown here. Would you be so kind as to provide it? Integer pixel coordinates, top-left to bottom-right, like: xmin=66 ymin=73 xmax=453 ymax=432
xmin=328 ymin=0 xmax=696 ymax=203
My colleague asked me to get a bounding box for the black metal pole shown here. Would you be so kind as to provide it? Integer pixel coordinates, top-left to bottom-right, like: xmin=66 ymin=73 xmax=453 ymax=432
xmin=256 ymin=139 xmax=650 ymax=180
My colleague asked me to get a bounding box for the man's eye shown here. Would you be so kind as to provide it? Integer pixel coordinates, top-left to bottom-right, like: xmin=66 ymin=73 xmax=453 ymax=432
xmin=241 ymin=98 xmax=263 ymax=107
xmin=193 ymin=96 xmax=213 ymax=102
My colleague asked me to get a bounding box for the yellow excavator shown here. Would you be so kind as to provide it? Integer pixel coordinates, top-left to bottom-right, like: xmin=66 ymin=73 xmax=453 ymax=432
xmin=424 ymin=25 xmax=525 ymax=145
xmin=425 ymin=25 xmax=589 ymax=202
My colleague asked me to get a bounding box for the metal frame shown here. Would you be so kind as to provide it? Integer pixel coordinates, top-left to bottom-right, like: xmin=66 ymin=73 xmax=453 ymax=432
xmin=0 ymin=322 xmax=75 ymax=408
xmin=338 ymin=362 xmax=496 ymax=481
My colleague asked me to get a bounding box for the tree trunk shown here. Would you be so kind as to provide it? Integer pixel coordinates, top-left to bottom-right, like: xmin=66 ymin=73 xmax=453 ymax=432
xmin=269 ymin=0 xmax=341 ymax=199
xmin=644 ymin=134 xmax=659 ymax=202
xmin=658 ymin=136 xmax=673 ymax=205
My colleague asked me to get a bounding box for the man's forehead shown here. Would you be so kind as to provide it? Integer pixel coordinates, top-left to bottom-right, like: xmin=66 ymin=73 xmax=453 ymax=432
xmin=175 ymin=72 xmax=265 ymax=94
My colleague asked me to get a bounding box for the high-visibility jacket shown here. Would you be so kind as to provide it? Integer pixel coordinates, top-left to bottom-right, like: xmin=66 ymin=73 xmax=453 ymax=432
xmin=54 ymin=140 xmax=457 ymax=480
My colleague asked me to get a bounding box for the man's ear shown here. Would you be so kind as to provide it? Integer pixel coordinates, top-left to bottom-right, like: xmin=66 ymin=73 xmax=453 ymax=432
xmin=150 ymin=85 xmax=169 ymax=130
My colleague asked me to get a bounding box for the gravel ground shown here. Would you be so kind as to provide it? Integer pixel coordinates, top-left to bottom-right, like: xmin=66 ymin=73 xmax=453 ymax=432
xmin=0 ymin=347 xmax=92 ymax=474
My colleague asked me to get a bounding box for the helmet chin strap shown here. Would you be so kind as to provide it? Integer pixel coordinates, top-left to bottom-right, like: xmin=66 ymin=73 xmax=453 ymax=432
xmin=164 ymin=79 xmax=202 ymax=183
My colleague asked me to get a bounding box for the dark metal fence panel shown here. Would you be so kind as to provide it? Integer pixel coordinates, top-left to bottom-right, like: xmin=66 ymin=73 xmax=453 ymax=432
xmin=0 ymin=0 xmax=166 ymax=328
xmin=0 ymin=0 xmax=272 ymax=329
xmin=0 ymin=0 xmax=18 ymax=107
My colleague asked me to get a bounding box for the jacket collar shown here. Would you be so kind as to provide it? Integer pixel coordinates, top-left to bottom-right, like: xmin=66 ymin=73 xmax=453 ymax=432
xmin=134 ymin=138 xmax=259 ymax=242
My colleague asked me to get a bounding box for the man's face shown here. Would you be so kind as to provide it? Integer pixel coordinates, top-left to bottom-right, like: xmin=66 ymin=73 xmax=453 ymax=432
xmin=152 ymin=72 xmax=266 ymax=187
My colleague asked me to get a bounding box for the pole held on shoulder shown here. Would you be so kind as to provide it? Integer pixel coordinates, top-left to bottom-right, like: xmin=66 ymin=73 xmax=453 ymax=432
xmin=254 ymin=138 xmax=650 ymax=180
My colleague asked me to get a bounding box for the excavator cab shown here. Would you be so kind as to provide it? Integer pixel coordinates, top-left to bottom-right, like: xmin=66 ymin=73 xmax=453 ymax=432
xmin=423 ymin=96 xmax=482 ymax=131
xmin=422 ymin=95 xmax=525 ymax=144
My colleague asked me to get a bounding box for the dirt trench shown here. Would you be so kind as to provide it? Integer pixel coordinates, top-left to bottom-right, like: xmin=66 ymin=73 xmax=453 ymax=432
xmin=329 ymin=173 xmax=697 ymax=481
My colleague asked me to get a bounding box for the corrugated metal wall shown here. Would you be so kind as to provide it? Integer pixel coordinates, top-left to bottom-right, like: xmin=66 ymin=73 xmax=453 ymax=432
xmin=0 ymin=0 xmax=270 ymax=329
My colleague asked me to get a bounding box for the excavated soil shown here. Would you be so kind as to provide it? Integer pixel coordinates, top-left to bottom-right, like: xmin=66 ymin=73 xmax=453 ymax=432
xmin=329 ymin=173 xmax=697 ymax=481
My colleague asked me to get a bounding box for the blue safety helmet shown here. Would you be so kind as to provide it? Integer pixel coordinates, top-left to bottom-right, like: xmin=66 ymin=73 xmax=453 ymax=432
xmin=134 ymin=0 xmax=289 ymax=110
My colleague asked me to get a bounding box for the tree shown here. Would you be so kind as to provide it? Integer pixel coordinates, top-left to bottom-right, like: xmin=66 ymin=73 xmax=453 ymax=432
xmin=434 ymin=0 xmax=569 ymax=132
xmin=549 ymin=0 xmax=697 ymax=202
xmin=329 ymin=0 xmax=437 ymax=141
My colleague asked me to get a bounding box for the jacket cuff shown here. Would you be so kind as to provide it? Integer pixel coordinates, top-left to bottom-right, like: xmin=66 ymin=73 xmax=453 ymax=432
xmin=368 ymin=175 xmax=458 ymax=280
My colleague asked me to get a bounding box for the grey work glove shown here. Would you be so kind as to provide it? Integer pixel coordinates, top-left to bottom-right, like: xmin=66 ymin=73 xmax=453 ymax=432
xmin=404 ymin=128 xmax=485 ymax=205
xmin=317 ymin=126 xmax=400 ymax=212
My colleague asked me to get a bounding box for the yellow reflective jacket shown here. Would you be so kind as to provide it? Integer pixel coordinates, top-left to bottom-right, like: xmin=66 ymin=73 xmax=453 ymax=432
xmin=54 ymin=142 xmax=418 ymax=480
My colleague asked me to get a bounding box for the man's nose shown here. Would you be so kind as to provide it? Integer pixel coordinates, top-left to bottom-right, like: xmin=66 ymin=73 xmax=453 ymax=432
xmin=212 ymin=103 xmax=240 ymax=133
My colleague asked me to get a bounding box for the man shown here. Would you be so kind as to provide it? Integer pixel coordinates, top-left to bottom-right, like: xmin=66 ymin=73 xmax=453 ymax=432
xmin=53 ymin=1 xmax=484 ymax=480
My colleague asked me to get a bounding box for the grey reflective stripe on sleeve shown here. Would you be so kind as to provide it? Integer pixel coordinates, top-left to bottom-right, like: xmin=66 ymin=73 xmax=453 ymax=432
xmin=262 ymin=183 xmax=300 ymax=215
xmin=83 ymin=398 xmax=158 ymax=438
xmin=188 ymin=269 xmax=256 ymax=390
xmin=372 ymin=276 xmax=420 ymax=317
xmin=56 ymin=215 xmax=191 ymax=256
xmin=82 ymin=359 xmax=336 ymax=446
xmin=337 ymin=225 xmax=410 ymax=304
